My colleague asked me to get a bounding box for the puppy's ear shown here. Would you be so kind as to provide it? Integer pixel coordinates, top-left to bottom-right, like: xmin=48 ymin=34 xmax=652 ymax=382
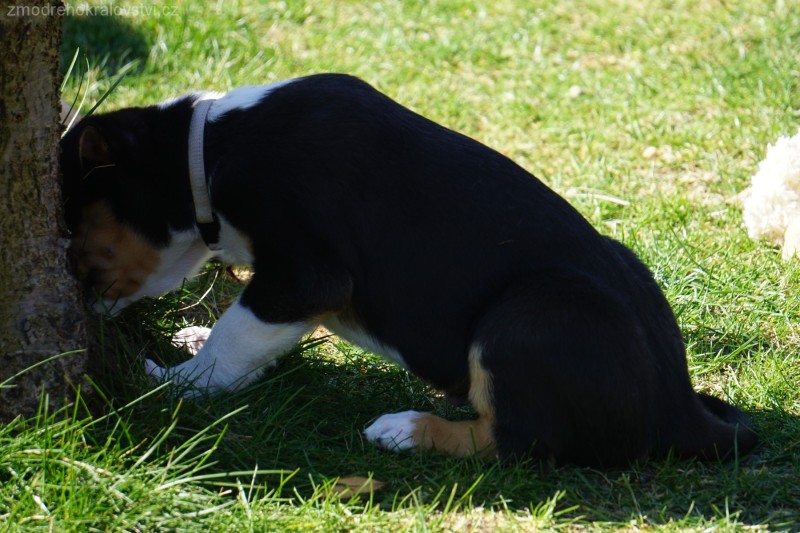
xmin=78 ymin=125 xmax=113 ymax=170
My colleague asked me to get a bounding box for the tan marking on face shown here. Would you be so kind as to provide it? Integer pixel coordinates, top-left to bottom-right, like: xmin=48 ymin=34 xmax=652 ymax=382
xmin=72 ymin=201 xmax=160 ymax=301
xmin=411 ymin=346 xmax=496 ymax=457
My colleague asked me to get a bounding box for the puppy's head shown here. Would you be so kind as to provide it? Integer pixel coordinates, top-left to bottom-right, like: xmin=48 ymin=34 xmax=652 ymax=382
xmin=60 ymin=109 xmax=208 ymax=313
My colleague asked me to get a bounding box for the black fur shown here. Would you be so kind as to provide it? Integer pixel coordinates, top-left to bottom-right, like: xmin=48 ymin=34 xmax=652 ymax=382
xmin=60 ymin=73 xmax=757 ymax=465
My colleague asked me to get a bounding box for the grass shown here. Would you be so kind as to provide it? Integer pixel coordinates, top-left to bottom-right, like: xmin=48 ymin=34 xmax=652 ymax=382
xmin=7 ymin=0 xmax=798 ymax=529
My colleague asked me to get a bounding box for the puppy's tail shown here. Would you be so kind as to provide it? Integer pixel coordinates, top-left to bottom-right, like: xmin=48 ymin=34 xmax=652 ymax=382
xmin=676 ymin=393 xmax=758 ymax=461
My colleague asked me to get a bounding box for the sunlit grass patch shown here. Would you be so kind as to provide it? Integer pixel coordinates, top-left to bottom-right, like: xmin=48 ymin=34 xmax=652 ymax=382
xmin=41 ymin=0 xmax=800 ymax=529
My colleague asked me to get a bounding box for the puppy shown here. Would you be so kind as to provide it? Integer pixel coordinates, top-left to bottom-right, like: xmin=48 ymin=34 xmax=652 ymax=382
xmin=60 ymin=73 xmax=756 ymax=466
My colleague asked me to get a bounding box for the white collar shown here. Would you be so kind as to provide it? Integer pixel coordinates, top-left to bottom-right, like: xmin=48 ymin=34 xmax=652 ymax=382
xmin=187 ymin=95 xmax=221 ymax=250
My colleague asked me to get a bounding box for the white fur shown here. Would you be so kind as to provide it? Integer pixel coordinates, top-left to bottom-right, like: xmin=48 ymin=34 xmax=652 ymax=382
xmin=146 ymin=300 xmax=310 ymax=395
xmin=157 ymin=91 xmax=223 ymax=111
xmin=207 ymin=80 xmax=296 ymax=123
xmin=156 ymin=80 xmax=295 ymax=122
xmin=216 ymin=215 xmax=254 ymax=265
xmin=172 ymin=326 xmax=212 ymax=355
xmin=323 ymin=315 xmax=408 ymax=368
xmin=98 ymin=228 xmax=213 ymax=314
xmin=98 ymin=218 xmax=254 ymax=314
xmin=743 ymin=129 xmax=800 ymax=259
xmin=363 ymin=410 xmax=422 ymax=451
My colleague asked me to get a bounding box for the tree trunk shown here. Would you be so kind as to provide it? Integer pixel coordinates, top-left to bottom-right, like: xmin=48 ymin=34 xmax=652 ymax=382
xmin=0 ymin=2 xmax=88 ymax=421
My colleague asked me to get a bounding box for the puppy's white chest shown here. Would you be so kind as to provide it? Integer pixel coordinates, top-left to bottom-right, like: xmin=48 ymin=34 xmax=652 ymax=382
xmin=216 ymin=216 xmax=254 ymax=265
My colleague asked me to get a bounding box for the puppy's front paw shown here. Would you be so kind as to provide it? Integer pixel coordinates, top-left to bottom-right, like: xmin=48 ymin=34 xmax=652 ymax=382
xmin=172 ymin=326 xmax=212 ymax=355
xmin=144 ymin=358 xmax=167 ymax=381
xmin=364 ymin=411 xmax=422 ymax=452
xmin=143 ymin=358 xmax=207 ymax=399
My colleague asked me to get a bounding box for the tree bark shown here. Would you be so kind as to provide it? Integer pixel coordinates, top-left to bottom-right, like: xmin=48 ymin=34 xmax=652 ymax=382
xmin=0 ymin=2 xmax=88 ymax=421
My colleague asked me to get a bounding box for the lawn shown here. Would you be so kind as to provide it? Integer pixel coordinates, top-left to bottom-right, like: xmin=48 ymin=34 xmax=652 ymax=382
xmin=4 ymin=0 xmax=799 ymax=530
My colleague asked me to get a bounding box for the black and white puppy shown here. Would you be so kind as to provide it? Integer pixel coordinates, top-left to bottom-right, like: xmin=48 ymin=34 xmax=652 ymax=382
xmin=60 ymin=73 xmax=756 ymax=466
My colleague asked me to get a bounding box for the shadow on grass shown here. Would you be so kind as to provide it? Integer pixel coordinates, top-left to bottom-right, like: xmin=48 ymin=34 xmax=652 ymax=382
xmin=80 ymin=283 xmax=799 ymax=529
xmin=60 ymin=12 xmax=151 ymax=77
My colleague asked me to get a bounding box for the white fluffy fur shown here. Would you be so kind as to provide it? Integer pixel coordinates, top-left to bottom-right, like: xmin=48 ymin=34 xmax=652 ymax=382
xmin=146 ymin=300 xmax=310 ymax=394
xmin=743 ymin=130 xmax=800 ymax=259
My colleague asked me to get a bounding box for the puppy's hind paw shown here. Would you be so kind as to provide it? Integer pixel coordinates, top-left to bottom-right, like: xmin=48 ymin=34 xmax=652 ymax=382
xmin=364 ymin=411 xmax=422 ymax=452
